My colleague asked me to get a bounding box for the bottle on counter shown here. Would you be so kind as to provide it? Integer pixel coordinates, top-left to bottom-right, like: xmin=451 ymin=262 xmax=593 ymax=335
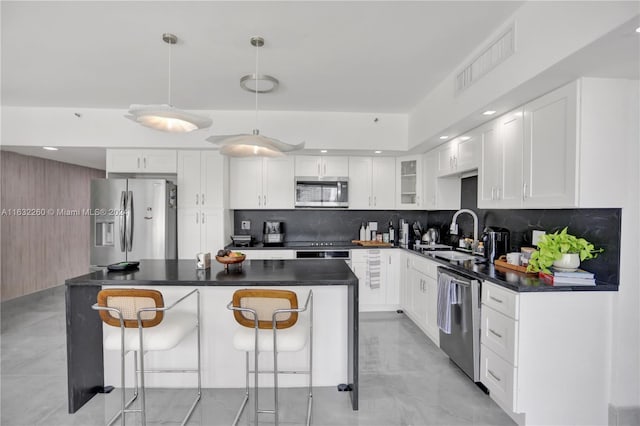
xmin=359 ymin=223 xmax=366 ymax=241
xmin=365 ymin=223 xmax=371 ymax=241
xmin=388 ymin=221 xmax=395 ymax=245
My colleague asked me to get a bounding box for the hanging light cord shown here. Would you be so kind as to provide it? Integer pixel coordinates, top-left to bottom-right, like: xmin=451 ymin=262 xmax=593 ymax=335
xmin=167 ymin=39 xmax=173 ymax=106
xmin=254 ymin=39 xmax=259 ymax=130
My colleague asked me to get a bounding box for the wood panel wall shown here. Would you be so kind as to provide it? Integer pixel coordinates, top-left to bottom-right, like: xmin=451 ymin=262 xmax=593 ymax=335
xmin=1 ymin=151 xmax=104 ymax=301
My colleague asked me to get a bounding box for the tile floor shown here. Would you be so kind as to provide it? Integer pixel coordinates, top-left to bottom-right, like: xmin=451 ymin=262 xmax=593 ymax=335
xmin=1 ymin=286 xmax=515 ymax=426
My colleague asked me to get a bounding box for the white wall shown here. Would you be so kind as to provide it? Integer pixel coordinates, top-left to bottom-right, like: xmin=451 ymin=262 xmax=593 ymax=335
xmin=609 ymin=81 xmax=640 ymax=408
xmin=1 ymin=107 xmax=407 ymax=152
xmin=408 ymin=1 xmax=638 ymax=150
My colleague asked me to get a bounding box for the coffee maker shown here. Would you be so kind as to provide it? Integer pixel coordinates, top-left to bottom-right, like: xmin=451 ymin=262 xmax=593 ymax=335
xmin=263 ymin=221 xmax=285 ymax=246
xmin=482 ymin=226 xmax=510 ymax=263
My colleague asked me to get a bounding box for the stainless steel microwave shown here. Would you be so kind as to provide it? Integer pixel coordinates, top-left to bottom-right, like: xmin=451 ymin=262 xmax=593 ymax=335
xmin=295 ymin=177 xmax=348 ymax=208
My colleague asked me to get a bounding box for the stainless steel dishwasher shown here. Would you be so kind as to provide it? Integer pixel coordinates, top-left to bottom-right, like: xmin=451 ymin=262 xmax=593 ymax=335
xmin=437 ymin=266 xmax=482 ymax=382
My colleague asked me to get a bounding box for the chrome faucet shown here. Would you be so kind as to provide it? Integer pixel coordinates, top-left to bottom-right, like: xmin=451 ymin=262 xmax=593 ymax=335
xmin=450 ymin=209 xmax=479 ymax=252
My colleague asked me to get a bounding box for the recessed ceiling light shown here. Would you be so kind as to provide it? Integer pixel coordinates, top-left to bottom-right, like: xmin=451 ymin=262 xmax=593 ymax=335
xmin=374 ymin=150 xmax=382 ymax=154
xmin=439 ymin=136 xmax=449 ymax=140
xmin=636 ymin=26 xmax=640 ymax=33
xmin=483 ymin=110 xmax=497 ymax=116
xmin=43 ymin=147 xmax=59 ymax=151
xmin=320 ymin=150 xmax=328 ymax=153
xmin=460 ymin=136 xmax=471 ymax=141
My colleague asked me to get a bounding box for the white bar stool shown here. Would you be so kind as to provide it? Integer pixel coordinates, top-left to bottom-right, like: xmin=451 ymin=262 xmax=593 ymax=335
xmin=92 ymin=288 xmax=201 ymax=426
xmin=227 ymin=289 xmax=313 ymax=426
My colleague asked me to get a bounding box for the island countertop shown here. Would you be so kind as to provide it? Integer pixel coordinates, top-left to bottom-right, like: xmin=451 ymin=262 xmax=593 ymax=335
xmin=66 ymin=259 xmax=358 ymax=287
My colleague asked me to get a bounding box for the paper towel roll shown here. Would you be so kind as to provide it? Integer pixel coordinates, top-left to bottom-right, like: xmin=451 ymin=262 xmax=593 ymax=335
xmin=196 ymin=252 xmax=211 ymax=270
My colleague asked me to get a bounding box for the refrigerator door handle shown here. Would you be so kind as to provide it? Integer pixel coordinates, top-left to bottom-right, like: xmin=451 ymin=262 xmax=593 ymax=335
xmin=125 ymin=190 xmax=133 ymax=252
xmin=119 ymin=191 xmax=126 ymax=252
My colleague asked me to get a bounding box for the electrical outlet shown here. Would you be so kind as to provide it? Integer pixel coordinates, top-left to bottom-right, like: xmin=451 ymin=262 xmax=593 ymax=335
xmin=241 ymin=221 xmax=251 ymax=230
xmin=532 ymin=230 xmax=545 ymax=246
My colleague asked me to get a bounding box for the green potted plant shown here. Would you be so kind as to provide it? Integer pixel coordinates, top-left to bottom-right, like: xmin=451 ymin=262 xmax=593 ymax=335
xmin=527 ymin=227 xmax=604 ymax=273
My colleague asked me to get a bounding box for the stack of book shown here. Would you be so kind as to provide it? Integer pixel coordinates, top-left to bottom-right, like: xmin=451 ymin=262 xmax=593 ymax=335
xmin=539 ymin=268 xmax=596 ymax=286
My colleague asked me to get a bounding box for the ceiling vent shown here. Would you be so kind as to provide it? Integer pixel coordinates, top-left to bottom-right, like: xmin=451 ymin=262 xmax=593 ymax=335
xmin=455 ymin=23 xmax=515 ymax=94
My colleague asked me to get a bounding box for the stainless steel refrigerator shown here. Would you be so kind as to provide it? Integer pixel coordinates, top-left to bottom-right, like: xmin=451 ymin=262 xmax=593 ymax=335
xmin=90 ymin=179 xmax=177 ymax=266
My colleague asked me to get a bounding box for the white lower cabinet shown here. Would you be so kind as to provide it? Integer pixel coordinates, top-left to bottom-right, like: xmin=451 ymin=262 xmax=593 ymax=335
xmin=400 ymin=252 xmax=439 ymax=346
xmin=480 ymin=281 xmax=613 ymax=425
xmin=242 ymin=250 xmax=295 ymax=260
xmin=351 ymin=249 xmax=399 ymax=312
xmin=178 ymin=209 xmax=230 ymax=260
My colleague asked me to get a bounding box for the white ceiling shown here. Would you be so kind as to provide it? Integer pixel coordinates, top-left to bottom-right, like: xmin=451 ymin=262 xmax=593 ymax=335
xmin=1 ymin=1 xmax=524 ymax=113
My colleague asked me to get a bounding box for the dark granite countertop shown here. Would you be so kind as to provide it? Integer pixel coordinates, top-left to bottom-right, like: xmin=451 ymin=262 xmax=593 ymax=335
xmin=402 ymin=248 xmax=618 ymax=293
xmin=226 ymin=242 xmax=394 ymax=250
xmin=66 ymin=259 xmax=357 ymax=287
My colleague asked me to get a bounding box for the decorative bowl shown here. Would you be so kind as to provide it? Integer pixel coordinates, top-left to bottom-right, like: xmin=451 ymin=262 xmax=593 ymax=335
xmin=215 ymin=254 xmax=246 ymax=272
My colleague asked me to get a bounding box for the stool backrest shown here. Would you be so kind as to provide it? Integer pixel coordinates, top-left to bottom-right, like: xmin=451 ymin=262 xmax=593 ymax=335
xmin=232 ymin=289 xmax=298 ymax=330
xmin=97 ymin=289 xmax=164 ymax=328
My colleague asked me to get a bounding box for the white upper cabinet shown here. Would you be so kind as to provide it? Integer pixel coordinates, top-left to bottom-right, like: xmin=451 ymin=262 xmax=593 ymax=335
xmin=230 ymin=156 xmax=294 ymax=209
xmin=436 ymin=135 xmax=478 ymax=177
xmin=424 ymin=150 xmax=460 ymax=210
xmin=348 ymin=157 xmax=395 ymax=209
xmin=478 ymin=78 xmax=630 ymax=209
xmin=177 ymin=151 xmax=225 ymax=210
xmin=107 ymin=149 xmax=177 ymax=174
xmin=522 ymin=81 xmax=578 ymax=208
xmin=396 ymin=155 xmax=423 ymax=210
xmin=295 ymin=155 xmax=349 ymax=178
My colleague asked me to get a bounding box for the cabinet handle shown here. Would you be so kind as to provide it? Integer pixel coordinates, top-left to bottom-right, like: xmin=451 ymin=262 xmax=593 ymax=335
xmin=202 ymin=212 xmax=205 ymax=223
xmin=143 ymin=157 xmax=147 ymax=168
xmin=489 ymin=295 xmax=503 ymax=304
xmin=416 ymin=195 xmax=420 ymax=206
xmin=491 ymin=187 xmax=495 ymax=201
xmin=258 ymin=195 xmax=261 ymax=207
xmin=454 ymin=156 xmax=458 ymax=168
xmin=488 ymin=369 xmax=502 ymax=382
xmin=137 ymin=157 xmax=141 ymax=169
xmin=522 ymin=182 xmax=527 ymax=201
xmin=201 ymin=193 xmax=205 ymax=205
xmin=196 ymin=213 xmax=199 ymax=224
xmin=324 ymin=163 xmax=327 ymax=176
xmin=374 ymin=196 xmax=377 ymax=206
xmin=317 ymin=163 xmax=321 ymax=176
xmin=489 ymin=328 xmax=503 ymax=339
xmin=196 ymin=194 xmax=199 ymax=205
xmin=368 ymin=196 xmax=371 ymax=207
xmin=263 ymin=195 xmax=267 ymax=206
xmin=496 ymin=187 xmax=501 ymax=200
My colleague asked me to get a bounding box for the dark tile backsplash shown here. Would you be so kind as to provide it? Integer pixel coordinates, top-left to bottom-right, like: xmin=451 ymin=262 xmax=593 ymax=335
xmin=235 ymin=175 xmax=621 ymax=285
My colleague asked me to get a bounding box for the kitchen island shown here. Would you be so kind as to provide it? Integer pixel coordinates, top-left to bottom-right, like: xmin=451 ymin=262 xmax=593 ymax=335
xmin=65 ymin=259 xmax=359 ymax=414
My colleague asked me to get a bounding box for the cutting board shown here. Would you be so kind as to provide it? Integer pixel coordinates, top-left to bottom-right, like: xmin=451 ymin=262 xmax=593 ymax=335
xmin=351 ymin=240 xmax=393 ymax=247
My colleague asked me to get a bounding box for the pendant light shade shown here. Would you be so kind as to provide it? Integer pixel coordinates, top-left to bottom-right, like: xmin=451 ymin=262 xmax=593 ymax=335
xmin=126 ymin=33 xmax=212 ymax=133
xmin=207 ymin=36 xmax=304 ymax=156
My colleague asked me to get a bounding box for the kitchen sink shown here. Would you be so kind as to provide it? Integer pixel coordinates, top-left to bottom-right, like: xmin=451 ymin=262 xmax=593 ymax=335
xmin=433 ymin=251 xmax=477 ymax=262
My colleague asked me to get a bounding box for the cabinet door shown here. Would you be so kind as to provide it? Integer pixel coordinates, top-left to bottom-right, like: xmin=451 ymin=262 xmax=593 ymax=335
xmin=410 ymin=271 xmax=428 ymax=329
xmin=348 ymin=157 xmax=372 ymax=209
xmin=177 ymin=209 xmax=201 ymax=259
xmin=383 ymin=250 xmax=399 ymax=306
xmin=371 ymin=157 xmax=396 ymax=209
xmin=323 ymin=157 xmax=349 ymax=177
xmin=423 ymin=275 xmax=440 ymax=346
xmin=142 ymin=150 xmax=177 ymax=173
xmin=295 ymin=156 xmax=321 ymax=177
xmin=201 ymin=151 xmax=225 ymax=209
xmin=263 ymin=157 xmax=294 ymax=209
xmin=423 ymin=151 xmax=438 ymax=209
xmin=202 ymin=210 xmax=224 ymax=256
xmin=399 ymin=252 xmax=411 ymax=312
xmin=229 ymin=157 xmax=263 ymax=209
xmin=396 ymin=155 xmax=422 ymax=209
xmin=106 ymin=149 xmax=143 ymax=173
xmin=523 ymin=82 xmax=578 ymax=208
xmin=498 ymin=110 xmax=524 ymax=208
xmin=456 ymin=133 xmax=479 ymax=172
xmin=478 ymin=121 xmax=501 ymax=208
xmin=437 ymin=142 xmax=455 ymax=176
xmin=177 ymin=151 xmax=202 ymax=210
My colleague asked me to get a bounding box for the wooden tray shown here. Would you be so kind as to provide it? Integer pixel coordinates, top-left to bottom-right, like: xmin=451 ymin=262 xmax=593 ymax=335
xmin=351 ymin=240 xmax=393 ymax=247
xmin=494 ymin=255 xmax=537 ymax=275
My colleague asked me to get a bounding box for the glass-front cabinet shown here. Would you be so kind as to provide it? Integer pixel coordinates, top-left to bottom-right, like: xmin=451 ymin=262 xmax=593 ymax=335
xmin=396 ymin=155 xmax=423 ymax=209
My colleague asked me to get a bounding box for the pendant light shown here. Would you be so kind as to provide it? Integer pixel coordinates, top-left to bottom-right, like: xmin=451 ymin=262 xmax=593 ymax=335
xmin=125 ymin=33 xmax=212 ymax=133
xmin=206 ymin=36 xmax=304 ymax=156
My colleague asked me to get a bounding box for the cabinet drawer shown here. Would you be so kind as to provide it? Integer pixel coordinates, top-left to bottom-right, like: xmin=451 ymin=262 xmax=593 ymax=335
xmin=244 ymin=250 xmax=295 ymax=260
xmin=411 ymin=255 xmax=437 ymax=278
xmin=481 ymin=344 xmax=517 ymax=413
xmin=482 ymin=305 xmax=518 ymax=366
xmin=482 ymin=281 xmax=519 ymax=319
